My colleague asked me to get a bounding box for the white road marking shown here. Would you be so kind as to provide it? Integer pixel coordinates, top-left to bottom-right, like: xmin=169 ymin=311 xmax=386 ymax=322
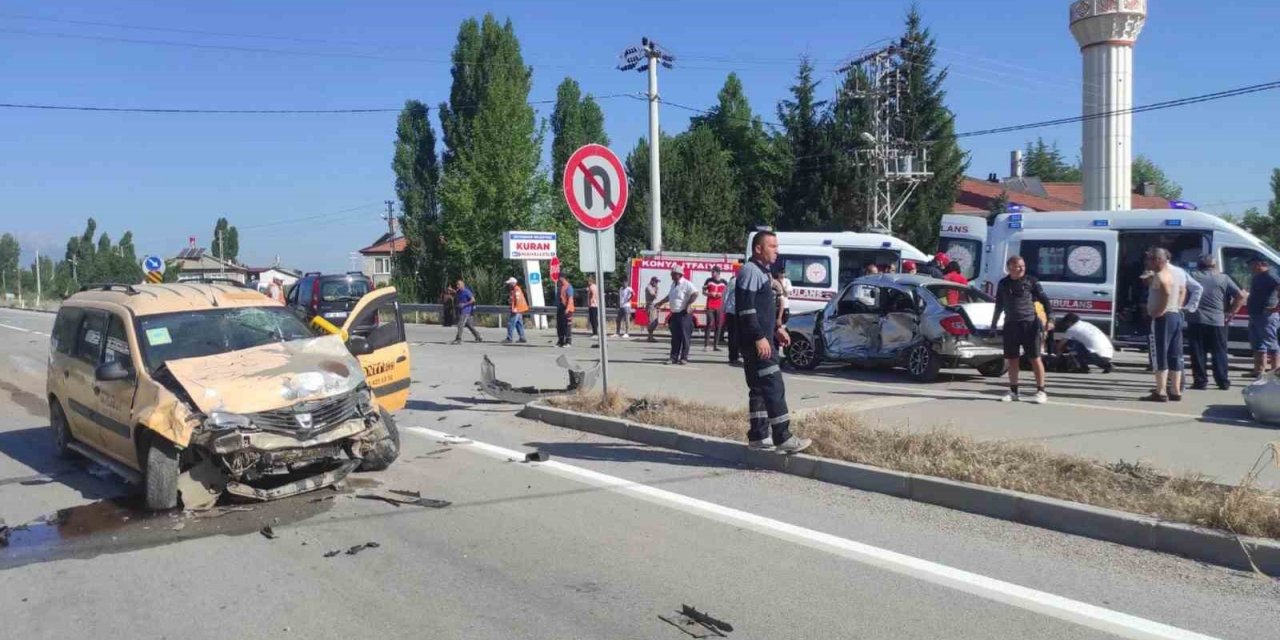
xmin=407 ymin=426 xmax=1219 ymax=640
xmin=840 ymin=395 xmax=932 ymax=412
xmin=800 ymin=376 xmax=1216 ymax=422
xmin=0 ymin=323 xmax=31 ymax=333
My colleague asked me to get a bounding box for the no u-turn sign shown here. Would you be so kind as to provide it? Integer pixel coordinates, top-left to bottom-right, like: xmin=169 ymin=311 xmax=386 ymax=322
xmin=563 ymin=143 xmax=628 ymax=230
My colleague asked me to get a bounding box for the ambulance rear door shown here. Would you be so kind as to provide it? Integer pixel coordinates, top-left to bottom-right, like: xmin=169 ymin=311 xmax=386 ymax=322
xmin=1011 ymin=227 xmax=1118 ymax=336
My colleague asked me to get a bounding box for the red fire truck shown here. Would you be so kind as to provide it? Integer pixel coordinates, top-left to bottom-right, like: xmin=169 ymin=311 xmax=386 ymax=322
xmin=629 ymin=252 xmax=743 ymax=328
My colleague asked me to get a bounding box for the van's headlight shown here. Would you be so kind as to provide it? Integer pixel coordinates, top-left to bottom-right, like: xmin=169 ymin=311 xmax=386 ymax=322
xmin=207 ymin=411 xmax=253 ymax=431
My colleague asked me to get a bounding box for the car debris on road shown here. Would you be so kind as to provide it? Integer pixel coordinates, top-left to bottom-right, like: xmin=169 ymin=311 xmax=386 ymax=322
xmin=477 ymin=354 xmax=599 ymax=403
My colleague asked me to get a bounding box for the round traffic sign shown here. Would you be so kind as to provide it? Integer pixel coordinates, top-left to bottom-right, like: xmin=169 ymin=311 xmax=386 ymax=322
xmin=563 ymin=144 xmax=628 ymax=231
xmin=142 ymin=255 xmax=165 ymax=274
xmin=549 ymin=256 xmax=561 ymax=282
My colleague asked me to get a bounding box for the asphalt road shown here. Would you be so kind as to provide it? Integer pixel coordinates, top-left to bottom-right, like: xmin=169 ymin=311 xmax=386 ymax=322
xmin=2 ymin=307 xmax=1277 ymax=639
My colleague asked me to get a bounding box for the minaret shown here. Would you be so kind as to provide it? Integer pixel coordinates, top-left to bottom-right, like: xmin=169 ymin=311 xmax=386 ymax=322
xmin=1070 ymin=0 xmax=1147 ymax=211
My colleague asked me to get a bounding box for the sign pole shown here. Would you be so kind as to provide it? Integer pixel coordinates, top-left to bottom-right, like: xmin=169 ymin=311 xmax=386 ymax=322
xmin=594 ymin=228 xmax=609 ymax=397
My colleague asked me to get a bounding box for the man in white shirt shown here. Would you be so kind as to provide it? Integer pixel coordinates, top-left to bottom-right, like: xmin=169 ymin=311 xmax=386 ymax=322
xmin=615 ymin=281 xmax=634 ymax=338
xmin=656 ymin=267 xmax=699 ymax=365
xmin=1053 ymin=312 xmax=1114 ymax=373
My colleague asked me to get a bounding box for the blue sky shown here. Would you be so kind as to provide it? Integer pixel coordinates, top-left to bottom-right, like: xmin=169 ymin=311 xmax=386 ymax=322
xmin=2 ymin=0 xmax=1277 ymax=271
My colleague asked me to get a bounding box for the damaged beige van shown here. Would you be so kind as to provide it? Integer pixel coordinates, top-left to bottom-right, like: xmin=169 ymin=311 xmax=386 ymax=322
xmin=46 ymin=282 xmax=411 ymax=510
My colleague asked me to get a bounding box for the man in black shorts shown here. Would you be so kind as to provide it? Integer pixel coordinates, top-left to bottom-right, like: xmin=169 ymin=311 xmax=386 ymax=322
xmin=991 ymin=255 xmax=1052 ymax=404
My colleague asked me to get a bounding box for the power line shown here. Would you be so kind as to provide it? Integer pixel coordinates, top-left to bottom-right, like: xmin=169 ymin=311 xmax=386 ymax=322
xmin=0 ymin=93 xmax=638 ymax=115
xmin=955 ymin=80 xmax=1280 ymax=138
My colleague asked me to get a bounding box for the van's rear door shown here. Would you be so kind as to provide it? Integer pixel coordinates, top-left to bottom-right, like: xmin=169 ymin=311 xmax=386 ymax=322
xmin=938 ymin=215 xmax=989 ymax=289
xmin=1011 ymin=228 xmax=1118 ymax=336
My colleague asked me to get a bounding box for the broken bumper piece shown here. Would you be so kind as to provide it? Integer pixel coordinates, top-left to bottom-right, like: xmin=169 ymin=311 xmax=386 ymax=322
xmin=477 ymin=354 xmax=599 ymax=403
xmin=225 ymin=459 xmax=359 ymax=501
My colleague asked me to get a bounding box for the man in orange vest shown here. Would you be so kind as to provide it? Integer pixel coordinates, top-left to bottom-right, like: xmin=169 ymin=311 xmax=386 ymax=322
xmin=505 ymin=277 xmax=529 ymax=344
xmin=556 ymin=275 xmax=576 ymax=347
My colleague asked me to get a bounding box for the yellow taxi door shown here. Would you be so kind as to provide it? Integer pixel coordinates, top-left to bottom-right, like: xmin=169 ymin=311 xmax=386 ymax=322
xmin=59 ymin=308 xmax=109 ymax=449
xmin=342 ymin=288 xmax=410 ymax=412
xmin=94 ymin=312 xmax=142 ymax=466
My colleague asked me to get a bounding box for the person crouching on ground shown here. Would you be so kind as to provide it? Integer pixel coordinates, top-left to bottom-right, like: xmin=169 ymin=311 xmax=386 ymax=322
xmin=1052 ymin=313 xmax=1113 ymax=374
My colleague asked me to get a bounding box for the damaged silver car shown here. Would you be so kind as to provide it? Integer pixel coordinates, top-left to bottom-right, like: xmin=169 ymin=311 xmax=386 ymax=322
xmin=784 ymin=274 xmax=1006 ymax=382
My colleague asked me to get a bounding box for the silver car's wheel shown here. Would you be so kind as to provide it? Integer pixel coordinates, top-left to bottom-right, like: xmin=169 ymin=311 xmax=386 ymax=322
xmin=787 ymin=334 xmax=820 ymax=370
xmin=906 ymin=344 xmax=941 ymax=382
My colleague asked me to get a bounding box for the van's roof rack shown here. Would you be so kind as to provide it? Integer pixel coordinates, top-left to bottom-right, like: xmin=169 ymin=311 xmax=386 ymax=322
xmin=304 ymin=271 xmax=322 ymax=277
xmin=78 ymin=283 xmax=140 ymax=295
xmin=184 ymin=277 xmax=250 ymax=288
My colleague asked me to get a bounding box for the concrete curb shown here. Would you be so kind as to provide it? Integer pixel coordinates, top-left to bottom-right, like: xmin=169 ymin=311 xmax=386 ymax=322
xmin=518 ymin=402 xmax=1280 ymax=576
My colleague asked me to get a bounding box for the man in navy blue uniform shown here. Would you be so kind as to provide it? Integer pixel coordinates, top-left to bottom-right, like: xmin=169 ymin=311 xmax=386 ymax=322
xmin=736 ymin=231 xmax=811 ymax=454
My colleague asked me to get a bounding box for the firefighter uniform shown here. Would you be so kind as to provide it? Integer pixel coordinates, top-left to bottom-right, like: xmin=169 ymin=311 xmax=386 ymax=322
xmin=735 ymin=258 xmax=794 ymax=445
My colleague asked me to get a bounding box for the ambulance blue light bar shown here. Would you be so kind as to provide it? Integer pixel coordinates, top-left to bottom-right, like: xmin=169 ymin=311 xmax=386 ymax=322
xmin=822 ymin=239 xmax=832 ymax=246
xmin=1164 ymin=219 xmax=1182 ymax=227
xmin=1169 ymin=200 xmax=1198 ymax=211
xmin=1008 ymin=213 xmax=1023 ymax=222
xmin=1008 ymin=221 xmax=1023 ymax=229
xmin=881 ymin=241 xmax=891 ymax=248
xmin=1007 ymin=204 xmax=1025 ymax=213
xmin=1092 ymin=219 xmax=1110 ymax=227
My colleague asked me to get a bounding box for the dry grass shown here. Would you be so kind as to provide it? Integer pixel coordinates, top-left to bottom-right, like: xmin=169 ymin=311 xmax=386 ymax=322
xmin=549 ymin=392 xmax=1280 ymax=540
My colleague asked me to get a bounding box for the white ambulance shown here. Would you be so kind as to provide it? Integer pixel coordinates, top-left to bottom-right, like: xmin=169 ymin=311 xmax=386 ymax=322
xmin=937 ymin=209 xmax=1280 ymax=349
xmin=745 ymin=230 xmax=932 ymax=315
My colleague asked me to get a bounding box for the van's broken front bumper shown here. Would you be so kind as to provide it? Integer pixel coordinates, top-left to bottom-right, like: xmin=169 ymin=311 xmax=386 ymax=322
xmin=225 ymin=458 xmax=359 ymax=501
xmin=193 ymin=415 xmax=380 ymax=501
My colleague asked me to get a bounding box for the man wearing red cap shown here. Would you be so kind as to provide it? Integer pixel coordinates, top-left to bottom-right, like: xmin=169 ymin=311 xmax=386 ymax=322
xmin=919 ymin=253 xmax=948 ymax=279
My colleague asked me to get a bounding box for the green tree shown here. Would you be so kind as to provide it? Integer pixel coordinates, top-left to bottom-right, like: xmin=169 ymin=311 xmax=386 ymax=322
xmin=988 ymin=190 xmax=1011 ymax=216
xmin=824 ymin=65 xmax=875 ymax=230
xmin=1241 ymin=168 xmax=1280 ymax=247
xmin=547 ymin=77 xmax=610 ymax=280
xmin=695 ymin=73 xmax=786 ymax=233
xmin=663 ymin=127 xmax=740 ymax=253
xmin=437 ymin=14 xmax=545 ymax=277
xmin=392 ymin=99 xmax=443 ymax=301
xmin=776 ymin=57 xmax=829 ymax=231
xmin=895 ymin=6 xmax=968 ymax=252
xmin=211 ymin=217 xmax=240 ymax=263
xmin=0 ymin=233 xmax=19 ymax=294
xmin=1021 ymin=138 xmax=1081 ymax=182
xmin=1132 ymin=155 xmax=1183 ymax=200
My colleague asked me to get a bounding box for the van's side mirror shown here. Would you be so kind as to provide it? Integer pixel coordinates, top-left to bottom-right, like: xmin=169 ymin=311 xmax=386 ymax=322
xmin=95 ymin=360 xmax=133 ymax=382
xmin=347 ymin=335 xmax=374 ymax=356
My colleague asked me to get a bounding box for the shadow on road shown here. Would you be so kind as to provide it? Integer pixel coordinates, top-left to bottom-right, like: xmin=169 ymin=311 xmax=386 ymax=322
xmin=404 ymin=399 xmax=473 ymax=412
xmin=522 ymin=441 xmax=732 ymax=469
xmin=0 ymin=427 xmax=122 ymax=500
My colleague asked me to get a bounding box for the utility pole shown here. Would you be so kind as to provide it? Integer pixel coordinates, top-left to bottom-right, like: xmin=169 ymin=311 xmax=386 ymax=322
xmin=15 ymin=267 xmax=21 ymax=307
xmin=618 ymin=37 xmax=674 ymax=253
xmin=840 ymin=44 xmax=932 ymax=233
xmin=35 ymin=250 xmax=41 ymax=307
xmin=70 ymin=255 xmax=78 ymax=286
xmin=217 ymin=228 xmax=225 ymax=277
xmin=383 ymin=200 xmax=397 ymax=280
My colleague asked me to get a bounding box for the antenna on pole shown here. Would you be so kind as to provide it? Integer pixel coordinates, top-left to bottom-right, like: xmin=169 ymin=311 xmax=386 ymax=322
xmin=839 ymin=43 xmax=932 ymax=233
xmin=618 ymin=37 xmax=674 ymax=252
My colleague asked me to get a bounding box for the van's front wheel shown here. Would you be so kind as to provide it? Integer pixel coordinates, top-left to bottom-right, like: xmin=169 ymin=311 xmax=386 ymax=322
xmin=356 ymin=409 xmax=401 ymax=472
xmin=144 ymin=438 xmax=180 ymax=511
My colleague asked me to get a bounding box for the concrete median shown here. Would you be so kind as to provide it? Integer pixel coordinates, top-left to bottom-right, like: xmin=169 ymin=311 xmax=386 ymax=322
xmin=522 ymin=400 xmax=1280 ymax=576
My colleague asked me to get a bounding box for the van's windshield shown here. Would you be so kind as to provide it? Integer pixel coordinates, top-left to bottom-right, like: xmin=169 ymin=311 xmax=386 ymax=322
xmin=136 ymin=307 xmax=315 ymax=373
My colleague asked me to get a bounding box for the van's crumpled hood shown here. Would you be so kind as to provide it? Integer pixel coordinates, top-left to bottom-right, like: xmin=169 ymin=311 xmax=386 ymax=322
xmin=163 ymin=335 xmax=367 ymax=415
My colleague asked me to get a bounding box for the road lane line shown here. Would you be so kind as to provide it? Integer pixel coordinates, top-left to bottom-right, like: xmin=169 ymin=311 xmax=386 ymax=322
xmin=0 ymin=323 xmax=31 ymax=333
xmin=407 ymin=426 xmax=1220 ymax=640
xmin=798 ymin=376 xmax=1222 ymax=422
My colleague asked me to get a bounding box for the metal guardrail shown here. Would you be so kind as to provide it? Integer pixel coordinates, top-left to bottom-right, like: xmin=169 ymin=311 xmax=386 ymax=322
xmin=401 ymin=303 xmax=625 ymax=319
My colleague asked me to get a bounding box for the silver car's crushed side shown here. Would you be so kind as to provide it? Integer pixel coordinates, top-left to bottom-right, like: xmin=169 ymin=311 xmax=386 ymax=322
xmin=784 ymin=274 xmax=1005 ymax=380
